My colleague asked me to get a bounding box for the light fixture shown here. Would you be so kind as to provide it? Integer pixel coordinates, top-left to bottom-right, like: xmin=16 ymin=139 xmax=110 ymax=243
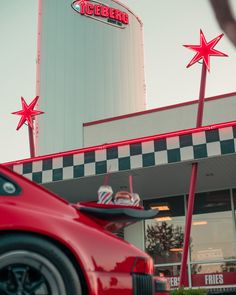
xmin=151 ymin=204 xmax=170 ymax=211
xmin=205 ymin=173 xmax=214 ymax=177
xmin=170 ymin=248 xmax=183 ymax=252
xmin=193 ymin=221 xmax=208 ymax=225
xmin=204 ymin=202 xmax=225 ymax=208
xmin=155 ymin=216 xmax=172 ymax=222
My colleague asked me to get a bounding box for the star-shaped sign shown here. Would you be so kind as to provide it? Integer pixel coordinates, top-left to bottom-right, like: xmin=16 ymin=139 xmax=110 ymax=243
xmin=184 ymin=30 xmax=228 ymax=71
xmin=12 ymin=96 xmax=44 ymax=130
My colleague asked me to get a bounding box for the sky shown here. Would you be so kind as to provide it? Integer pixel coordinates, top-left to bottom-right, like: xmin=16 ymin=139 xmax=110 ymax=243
xmin=0 ymin=0 xmax=236 ymax=163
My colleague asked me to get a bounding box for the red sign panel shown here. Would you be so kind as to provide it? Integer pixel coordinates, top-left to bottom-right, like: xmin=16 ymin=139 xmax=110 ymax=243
xmin=192 ymin=272 xmax=236 ymax=287
xmin=167 ymin=273 xmax=236 ymax=288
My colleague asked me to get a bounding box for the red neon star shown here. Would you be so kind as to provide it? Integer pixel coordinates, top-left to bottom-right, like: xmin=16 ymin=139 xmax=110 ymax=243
xmin=184 ymin=30 xmax=227 ymax=71
xmin=12 ymin=96 xmax=44 ymax=130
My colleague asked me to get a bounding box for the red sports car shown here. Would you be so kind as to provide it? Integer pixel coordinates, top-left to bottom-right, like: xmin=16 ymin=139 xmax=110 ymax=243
xmin=0 ymin=165 xmax=158 ymax=295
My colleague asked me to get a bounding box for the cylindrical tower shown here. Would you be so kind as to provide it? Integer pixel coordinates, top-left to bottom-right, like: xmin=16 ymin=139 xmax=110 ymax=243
xmin=36 ymin=0 xmax=146 ymax=155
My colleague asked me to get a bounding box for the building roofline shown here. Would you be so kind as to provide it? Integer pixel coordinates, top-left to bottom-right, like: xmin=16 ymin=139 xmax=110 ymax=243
xmin=3 ymin=120 xmax=236 ymax=167
xmin=83 ymin=92 xmax=236 ymax=127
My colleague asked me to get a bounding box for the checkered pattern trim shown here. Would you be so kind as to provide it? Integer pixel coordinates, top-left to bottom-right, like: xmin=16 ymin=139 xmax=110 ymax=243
xmin=9 ymin=125 xmax=236 ymax=184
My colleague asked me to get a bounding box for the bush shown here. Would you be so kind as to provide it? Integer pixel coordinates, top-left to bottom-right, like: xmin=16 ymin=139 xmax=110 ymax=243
xmin=171 ymin=288 xmax=208 ymax=295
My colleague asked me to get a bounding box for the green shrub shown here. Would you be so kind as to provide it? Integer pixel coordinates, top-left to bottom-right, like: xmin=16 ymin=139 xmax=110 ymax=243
xmin=171 ymin=288 xmax=208 ymax=295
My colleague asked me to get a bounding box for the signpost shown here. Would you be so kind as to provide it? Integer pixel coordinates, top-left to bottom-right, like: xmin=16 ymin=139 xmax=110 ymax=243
xmin=12 ymin=96 xmax=44 ymax=158
xmin=179 ymin=30 xmax=227 ymax=287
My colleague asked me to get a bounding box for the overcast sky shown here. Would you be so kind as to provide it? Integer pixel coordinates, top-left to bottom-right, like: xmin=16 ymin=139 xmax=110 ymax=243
xmin=0 ymin=0 xmax=236 ymax=163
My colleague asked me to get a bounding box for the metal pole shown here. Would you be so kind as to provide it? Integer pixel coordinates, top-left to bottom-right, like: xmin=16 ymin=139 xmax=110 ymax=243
xmin=28 ymin=124 xmax=35 ymax=158
xmin=179 ymin=62 xmax=207 ymax=287
xmin=179 ymin=163 xmax=198 ymax=286
xmin=129 ymin=175 xmax=133 ymax=194
xmin=196 ymin=62 xmax=207 ymax=128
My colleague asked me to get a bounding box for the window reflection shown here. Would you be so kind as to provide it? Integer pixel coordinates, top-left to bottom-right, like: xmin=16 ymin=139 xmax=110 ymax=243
xmin=145 ymin=189 xmax=236 ymax=288
xmin=144 ymin=196 xmax=185 ymax=264
xmin=155 ymin=264 xmax=181 ymax=277
xmin=191 ymin=261 xmax=236 ymax=275
xmin=190 ymin=190 xmax=236 ymax=262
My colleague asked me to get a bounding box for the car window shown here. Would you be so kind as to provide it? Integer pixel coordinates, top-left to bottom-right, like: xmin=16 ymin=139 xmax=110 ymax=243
xmin=0 ymin=174 xmax=21 ymax=196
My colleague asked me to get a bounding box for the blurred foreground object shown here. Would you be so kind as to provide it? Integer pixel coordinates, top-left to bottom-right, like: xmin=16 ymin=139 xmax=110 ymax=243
xmin=210 ymin=0 xmax=236 ymax=47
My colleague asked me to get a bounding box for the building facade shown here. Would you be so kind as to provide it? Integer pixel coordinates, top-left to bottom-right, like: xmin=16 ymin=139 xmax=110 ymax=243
xmin=4 ymin=92 xmax=236 ymax=291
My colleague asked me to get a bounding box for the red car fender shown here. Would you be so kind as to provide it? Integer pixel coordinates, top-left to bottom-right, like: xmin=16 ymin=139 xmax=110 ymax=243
xmin=0 ymin=165 xmax=156 ymax=295
xmin=0 ymin=202 xmax=154 ymax=294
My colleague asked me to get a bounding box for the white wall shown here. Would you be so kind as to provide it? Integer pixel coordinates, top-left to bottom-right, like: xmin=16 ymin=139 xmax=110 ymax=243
xmin=83 ymin=94 xmax=236 ymax=146
xmin=124 ymin=221 xmax=145 ymax=251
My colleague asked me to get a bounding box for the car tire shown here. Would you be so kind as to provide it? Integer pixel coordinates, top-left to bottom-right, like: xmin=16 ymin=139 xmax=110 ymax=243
xmin=0 ymin=233 xmax=82 ymax=295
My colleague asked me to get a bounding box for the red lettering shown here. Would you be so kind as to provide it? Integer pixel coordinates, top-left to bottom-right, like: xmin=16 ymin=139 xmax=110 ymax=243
xmin=79 ymin=2 xmax=86 ymax=14
xmin=114 ymin=9 xmax=122 ymax=22
xmin=101 ymin=6 xmax=109 ymax=17
xmin=85 ymin=3 xmax=94 ymax=15
xmin=76 ymin=2 xmax=129 ymax=26
xmin=122 ymin=13 xmax=129 ymax=24
xmin=94 ymin=4 xmax=101 ymax=16
xmin=109 ymin=8 xmax=115 ymax=19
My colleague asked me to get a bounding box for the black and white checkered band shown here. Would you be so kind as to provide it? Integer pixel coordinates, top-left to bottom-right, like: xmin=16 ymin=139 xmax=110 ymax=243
xmin=6 ymin=124 xmax=236 ymax=184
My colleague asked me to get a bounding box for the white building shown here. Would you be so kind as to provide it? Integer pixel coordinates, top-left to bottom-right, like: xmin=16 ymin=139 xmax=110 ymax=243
xmin=35 ymin=0 xmax=146 ymax=155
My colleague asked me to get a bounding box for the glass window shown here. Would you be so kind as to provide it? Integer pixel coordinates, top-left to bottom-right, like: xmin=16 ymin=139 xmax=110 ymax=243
xmin=155 ymin=264 xmax=181 ymax=277
xmin=190 ymin=190 xmax=236 ymax=262
xmin=144 ymin=195 xmax=185 ymax=264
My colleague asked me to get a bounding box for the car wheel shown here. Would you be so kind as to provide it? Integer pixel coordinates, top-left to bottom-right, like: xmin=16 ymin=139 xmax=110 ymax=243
xmin=0 ymin=234 xmax=82 ymax=295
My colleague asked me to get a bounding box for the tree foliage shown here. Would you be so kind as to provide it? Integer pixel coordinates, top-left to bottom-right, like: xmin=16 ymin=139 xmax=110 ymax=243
xmin=171 ymin=288 xmax=207 ymax=295
xmin=146 ymin=222 xmax=184 ymax=256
